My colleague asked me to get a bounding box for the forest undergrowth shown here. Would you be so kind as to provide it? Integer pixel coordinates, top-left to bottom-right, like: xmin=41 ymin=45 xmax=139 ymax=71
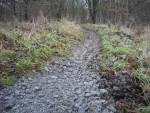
xmin=0 ymin=19 xmax=83 ymax=86
xmin=83 ymin=24 xmax=150 ymax=113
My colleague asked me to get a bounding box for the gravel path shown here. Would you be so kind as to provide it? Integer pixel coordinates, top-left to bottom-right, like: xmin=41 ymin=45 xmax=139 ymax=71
xmin=0 ymin=30 xmax=116 ymax=113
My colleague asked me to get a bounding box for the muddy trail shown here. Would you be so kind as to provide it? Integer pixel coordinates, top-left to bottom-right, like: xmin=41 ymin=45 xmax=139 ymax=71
xmin=0 ymin=30 xmax=116 ymax=113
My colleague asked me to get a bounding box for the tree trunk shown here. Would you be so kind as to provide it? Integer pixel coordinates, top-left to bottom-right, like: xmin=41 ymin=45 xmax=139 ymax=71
xmin=92 ymin=0 xmax=97 ymax=24
xmin=24 ymin=0 xmax=29 ymax=21
xmin=10 ymin=0 xmax=16 ymax=17
xmin=87 ymin=0 xmax=98 ymax=24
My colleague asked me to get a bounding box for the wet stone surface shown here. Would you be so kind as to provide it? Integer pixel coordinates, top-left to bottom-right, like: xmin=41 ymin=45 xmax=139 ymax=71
xmin=0 ymin=30 xmax=116 ymax=113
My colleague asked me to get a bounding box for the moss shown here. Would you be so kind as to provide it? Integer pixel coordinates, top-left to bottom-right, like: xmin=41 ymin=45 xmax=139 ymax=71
xmin=0 ymin=76 xmax=16 ymax=86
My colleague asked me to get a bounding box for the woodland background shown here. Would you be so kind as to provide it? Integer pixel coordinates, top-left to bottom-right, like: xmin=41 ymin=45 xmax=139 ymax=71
xmin=0 ymin=0 xmax=150 ymax=25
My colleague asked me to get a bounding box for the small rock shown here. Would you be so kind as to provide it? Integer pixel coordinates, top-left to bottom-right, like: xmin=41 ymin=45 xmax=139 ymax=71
xmin=99 ymin=100 xmax=107 ymax=103
xmin=53 ymin=95 xmax=59 ymax=98
xmin=84 ymin=82 xmax=89 ymax=85
xmin=91 ymin=74 xmax=97 ymax=79
xmin=113 ymin=86 xmax=120 ymax=91
xmin=44 ymin=67 xmax=49 ymax=72
xmin=85 ymin=93 xmax=91 ymax=97
xmin=107 ymin=105 xmax=116 ymax=112
xmin=33 ymin=86 xmax=41 ymax=92
xmin=46 ymin=100 xmax=51 ymax=105
xmin=99 ymin=89 xmax=108 ymax=94
xmin=15 ymin=90 xmax=21 ymax=96
xmin=4 ymin=96 xmax=13 ymax=101
xmin=85 ymin=91 xmax=100 ymax=97
xmin=102 ymin=109 xmax=110 ymax=113
xmin=39 ymin=93 xmax=45 ymax=98
xmin=5 ymin=99 xmax=16 ymax=110
xmin=33 ymin=101 xmax=38 ymax=105
xmin=47 ymin=80 xmax=51 ymax=83
xmin=91 ymin=91 xmax=100 ymax=95
xmin=51 ymin=76 xmax=58 ymax=79
xmin=88 ymin=81 xmax=94 ymax=86
xmin=74 ymin=103 xmax=80 ymax=108
xmin=32 ymin=70 xmax=36 ymax=73
xmin=68 ymin=68 xmax=74 ymax=72
xmin=76 ymin=89 xmax=82 ymax=94
xmin=21 ymin=83 xmax=28 ymax=89
xmin=26 ymin=89 xmax=31 ymax=94
xmin=84 ymin=81 xmax=94 ymax=86
xmin=74 ymin=88 xmax=82 ymax=94
xmin=28 ymin=77 xmax=33 ymax=81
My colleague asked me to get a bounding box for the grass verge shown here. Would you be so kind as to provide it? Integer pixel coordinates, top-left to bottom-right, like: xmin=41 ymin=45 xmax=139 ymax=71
xmin=82 ymin=23 xmax=150 ymax=113
xmin=0 ymin=20 xmax=84 ymax=86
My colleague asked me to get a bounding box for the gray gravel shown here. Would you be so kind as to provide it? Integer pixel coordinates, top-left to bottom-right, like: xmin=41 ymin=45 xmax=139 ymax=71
xmin=0 ymin=30 xmax=116 ymax=113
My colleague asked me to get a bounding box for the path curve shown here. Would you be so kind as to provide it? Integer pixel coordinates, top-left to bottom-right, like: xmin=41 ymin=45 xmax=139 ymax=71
xmin=0 ymin=30 xmax=116 ymax=113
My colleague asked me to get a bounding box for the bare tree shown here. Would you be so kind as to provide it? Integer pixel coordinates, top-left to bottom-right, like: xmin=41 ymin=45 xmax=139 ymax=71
xmin=0 ymin=0 xmax=150 ymax=24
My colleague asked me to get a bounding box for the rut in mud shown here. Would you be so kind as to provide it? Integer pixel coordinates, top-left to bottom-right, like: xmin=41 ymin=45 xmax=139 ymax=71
xmin=0 ymin=30 xmax=116 ymax=113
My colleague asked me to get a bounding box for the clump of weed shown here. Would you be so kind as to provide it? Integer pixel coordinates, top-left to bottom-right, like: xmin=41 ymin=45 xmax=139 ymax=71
xmin=112 ymin=45 xmax=129 ymax=55
xmin=16 ymin=57 xmax=42 ymax=73
xmin=113 ymin=60 xmax=128 ymax=70
xmin=0 ymin=76 xmax=16 ymax=86
xmin=0 ymin=50 xmax=16 ymax=61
